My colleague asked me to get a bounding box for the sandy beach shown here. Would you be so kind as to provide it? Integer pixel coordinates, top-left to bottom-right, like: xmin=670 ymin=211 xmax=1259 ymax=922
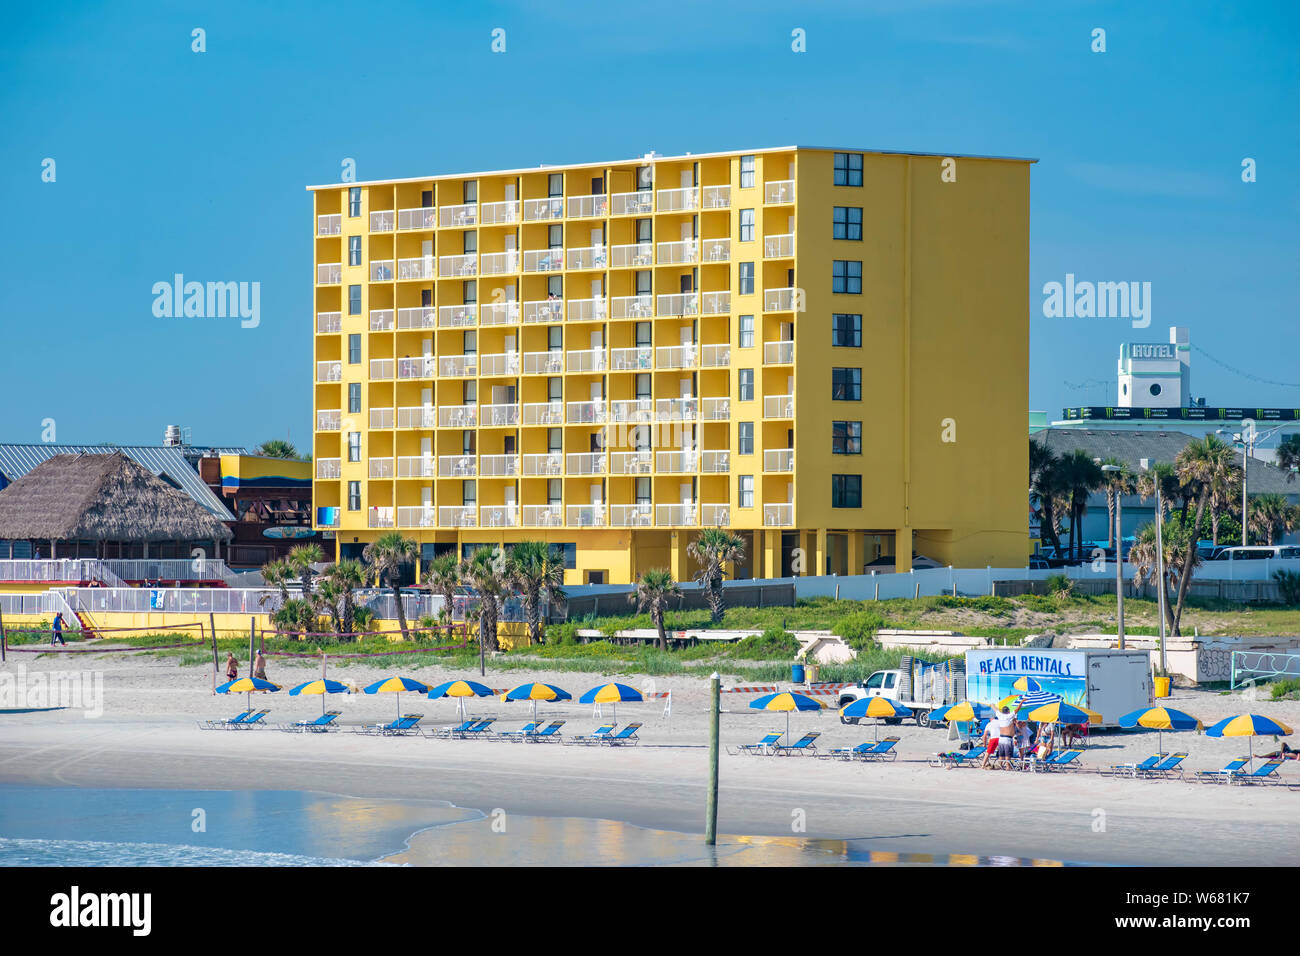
xmin=2 ymin=652 xmax=1299 ymax=866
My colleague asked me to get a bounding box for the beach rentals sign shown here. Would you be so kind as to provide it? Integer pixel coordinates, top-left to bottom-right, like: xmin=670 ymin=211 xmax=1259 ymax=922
xmin=964 ymin=649 xmax=1087 ymax=708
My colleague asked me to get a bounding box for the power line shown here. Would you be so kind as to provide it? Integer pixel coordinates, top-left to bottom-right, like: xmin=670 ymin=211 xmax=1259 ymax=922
xmin=1192 ymin=345 xmax=1300 ymax=389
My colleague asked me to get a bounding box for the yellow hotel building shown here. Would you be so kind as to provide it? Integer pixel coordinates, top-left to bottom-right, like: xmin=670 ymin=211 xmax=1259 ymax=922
xmin=309 ymin=146 xmax=1031 ymax=584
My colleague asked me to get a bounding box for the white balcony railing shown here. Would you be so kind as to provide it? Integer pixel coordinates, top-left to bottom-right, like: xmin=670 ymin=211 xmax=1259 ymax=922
xmin=610 ymin=504 xmax=654 ymax=527
xmin=480 ymin=200 xmax=519 ymax=225
xmin=369 ymin=309 xmax=394 ymax=331
xmin=479 ymin=251 xmax=519 ymax=275
xmin=439 ymin=506 xmax=477 ymax=527
xmin=369 ymin=507 xmax=394 ymax=529
xmin=316 ymin=458 xmax=341 ymax=479
xmin=764 ymin=287 xmax=797 ymax=311
xmin=523 ymin=505 xmax=563 ymax=527
xmin=522 ymin=248 xmax=565 ymax=273
xmin=437 ymin=254 xmax=476 ymax=278
xmin=439 ymin=354 xmax=477 ymax=377
xmin=439 ymin=203 xmax=478 ymax=228
xmin=317 ymin=410 xmax=341 ymax=431
xmin=657 ymin=292 xmax=697 ymax=316
xmin=479 ymin=454 xmax=520 ymax=477
xmin=317 ymin=263 xmax=341 ymax=285
xmin=657 ymin=240 xmax=697 ymax=265
xmin=700 ymin=450 xmax=730 ymax=473
xmin=370 ymin=260 xmax=395 ymax=281
xmin=567 ymin=504 xmax=606 ymax=527
xmin=396 ymin=456 xmax=437 ymax=478
xmin=656 ymin=344 xmax=697 ymax=370
xmin=656 ymin=451 xmax=698 ymax=473
xmin=764 ymin=449 xmax=794 ymax=473
xmin=438 ymin=455 xmax=477 ymax=477
xmin=566 ymin=348 xmax=607 ymax=373
xmin=478 ymin=403 xmax=520 ymax=427
xmin=566 ymin=400 xmax=607 ymax=424
xmin=522 ymin=350 xmax=565 ymax=375
xmin=398 ymin=207 xmax=437 ymax=231
xmin=700 ymin=397 xmax=730 ymax=421
xmin=764 ymin=180 xmax=795 ymax=204
xmin=397 ymin=356 xmax=435 ymax=380
xmin=764 ymin=503 xmax=794 ymax=527
xmin=317 ymin=213 xmax=341 ymax=236
xmin=396 ymin=506 xmax=437 ymax=528
xmin=702 ymin=185 xmax=731 ymax=209
xmin=701 ymin=238 xmax=730 ymax=263
xmin=611 ymin=243 xmax=653 ymax=268
xmin=370 ymin=210 xmax=394 ymax=233
xmin=610 ymin=346 xmax=653 ymax=371
xmin=657 ymin=503 xmax=698 ymax=526
xmin=370 ymin=407 xmax=395 ymax=429
xmin=566 ymin=453 xmax=606 ymax=475
xmin=316 ymin=361 xmax=341 ymax=382
xmin=523 ymin=197 xmax=565 ymax=221
xmin=656 ymin=397 xmax=698 ymax=421
xmin=764 ymin=394 xmax=794 ymax=418
xmin=479 ymin=302 xmax=520 ymax=325
xmin=522 ymin=402 xmax=565 ymax=426
xmin=522 ymin=453 xmax=564 ymax=476
xmin=610 ymin=399 xmax=654 ymax=423
xmin=700 ymin=291 xmax=730 ymax=315
xmin=396 ymin=307 xmax=435 ymax=330
xmin=764 ymin=340 xmax=794 ymax=364
xmin=522 ymin=299 xmax=564 ymax=324
xmin=438 ymin=304 xmax=476 ymax=328
xmin=700 ymin=344 xmax=730 ymax=368
xmin=657 ymin=186 xmax=698 ymax=212
xmin=700 ymin=504 xmax=730 ymax=527
xmin=478 ymin=352 xmax=520 ymax=377
xmin=610 ymin=451 xmax=653 ymax=475
xmin=397 ymin=405 xmax=436 ymax=428
xmin=437 ymin=404 xmax=477 ymax=428
xmin=566 ymin=245 xmax=608 ymax=270
xmin=764 ymin=233 xmax=794 ymax=258
xmin=316 ymin=311 xmax=341 ymax=334
xmin=368 ymin=457 xmax=394 ymax=479
xmin=566 ymin=297 xmax=607 ymax=322
xmin=367 ymin=358 xmax=393 ymax=380
xmin=480 ymin=505 xmax=519 ymax=528
xmin=611 ymin=190 xmax=653 ymax=216
xmin=611 ymin=295 xmax=653 ymax=319
xmin=567 ymin=194 xmax=608 ymax=218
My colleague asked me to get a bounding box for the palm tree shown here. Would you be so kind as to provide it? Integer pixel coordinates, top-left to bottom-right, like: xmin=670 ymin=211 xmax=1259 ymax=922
xmin=363 ymin=532 xmax=419 ymax=640
xmin=629 ymin=568 xmax=681 ymax=651
xmin=424 ymin=552 xmax=461 ymax=641
xmin=1248 ymin=493 xmax=1294 ymax=545
xmin=1029 ymin=442 xmax=1065 ymax=554
xmin=505 ymin=540 xmax=567 ymax=646
xmin=1168 ymin=434 xmax=1236 ymax=634
xmin=1059 ymin=450 xmax=1104 ymax=562
xmin=1277 ymin=435 xmax=1300 ymax=483
xmin=688 ymin=528 xmax=746 ymax=623
xmin=1129 ymin=518 xmax=1200 ymax=635
xmin=1097 ymin=457 xmax=1134 ymax=549
xmin=287 ymin=543 xmax=324 ymax=603
xmin=260 ymin=558 xmax=294 ymax=610
xmin=256 ymin=439 xmax=301 ymax=460
xmin=318 ymin=560 xmax=365 ymax=636
xmin=1204 ymin=457 xmax=1243 ymax=546
xmin=309 ymin=580 xmax=344 ymax=633
xmin=271 ymin=597 xmax=317 ymax=638
xmin=462 ymin=547 xmax=507 ymax=656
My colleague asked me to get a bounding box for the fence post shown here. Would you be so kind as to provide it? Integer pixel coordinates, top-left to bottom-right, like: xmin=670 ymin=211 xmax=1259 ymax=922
xmin=0 ymin=606 xmax=6 ymax=662
xmin=209 ymin=612 xmax=218 ymax=694
xmin=249 ymin=617 xmax=255 ymax=678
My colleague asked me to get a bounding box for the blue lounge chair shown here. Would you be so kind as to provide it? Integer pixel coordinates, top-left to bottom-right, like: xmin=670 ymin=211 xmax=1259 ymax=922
xmin=565 ymin=724 xmax=616 ymax=746
xmin=523 ymin=720 xmax=565 ymax=743
xmin=1195 ymin=759 xmax=1248 ymax=784
xmin=861 ymin=737 xmax=900 ymax=762
xmin=730 ymin=732 xmax=784 ymax=756
xmin=359 ymin=714 xmax=423 ymax=736
xmin=1139 ymin=753 xmax=1189 ymax=779
xmin=1042 ymin=749 xmax=1084 ymax=771
xmin=495 ymin=721 xmax=539 ymax=740
xmin=772 ymin=732 xmax=820 ymax=756
xmin=1233 ymin=760 xmax=1285 ymax=785
xmin=602 ymin=722 xmax=642 ymax=747
xmin=1105 ymin=753 xmax=1168 ymax=777
xmin=200 ymin=709 xmax=256 ymax=730
xmin=447 ymin=717 xmax=496 ymax=739
xmin=280 ymin=711 xmax=342 ymax=733
xmin=229 ymin=710 xmax=272 ymax=731
xmin=429 ymin=717 xmax=485 ymax=739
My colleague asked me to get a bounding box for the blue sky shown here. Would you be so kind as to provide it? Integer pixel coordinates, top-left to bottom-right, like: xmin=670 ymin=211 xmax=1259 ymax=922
xmin=1 ymin=0 xmax=1296 ymax=449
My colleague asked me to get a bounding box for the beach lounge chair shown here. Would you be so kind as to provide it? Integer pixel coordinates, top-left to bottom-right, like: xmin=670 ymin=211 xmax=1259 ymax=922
xmin=1104 ymin=753 xmax=1168 ymax=777
xmin=730 ymin=732 xmax=784 ymax=756
xmin=524 ymin=720 xmax=565 ymax=743
xmin=602 ymin=722 xmax=642 ymax=747
xmin=359 ymin=714 xmax=423 ymax=736
xmin=1233 ymin=760 xmax=1285 ymax=786
xmin=565 ymin=724 xmax=616 ymax=746
xmin=494 ymin=721 xmax=539 ymax=740
xmin=229 ymin=710 xmax=272 ymax=731
xmin=428 ymin=717 xmax=485 ymax=739
xmin=839 ymin=737 xmax=901 ymax=762
xmin=1041 ymin=749 xmax=1084 ymax=771
xmin=1195 ymin=759 xmax=1249 ymax=784
xmin=1138 ymin=753 xmax=1189 ymax=779
xmin=280 ymin=711 xmax=342 ymax=733
xmin=930 ymin=745 xmax=988 ymax=768
xmin=200 ymin=709 xmax=255 ymax=730
xmin=772 ymin=732 xmax=820 ymax=756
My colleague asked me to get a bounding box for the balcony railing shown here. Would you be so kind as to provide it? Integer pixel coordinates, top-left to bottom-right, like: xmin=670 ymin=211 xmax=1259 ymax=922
xmin=479 ymin=403 xmax=519 ymax=427
xmin=700 ymin=397 xmax=730 ymax=421
xmin=764 ymin=340 xmax=794 ymax=364
xmin=397 ymin=356 xmax=435 ymax=380
xmin=369 ymin=507 xmax=394 ymax=529
xmin=764 ymin=394 xmax=794 ymax=418
xmin=522 ymin=453 xmax=564 ymax=476
xmin=764 ymin=287 xmax=797 ymax=311
xmin=566 ymin=453 xmax=606 ymax=475
xmin=611 ymin=190 xmax=653 ymax=216
xmin=522 ymin=299 xmax=564 ymax=324
xmin=566 ymin=348 xmax=607 ymax=373
xmin=701 ymin=238 xmax=730 ymax=263
xmin=764 ymin=503 xmax=794 ymax=527
xmin=480 ymin=505 xmax=519 ymax=528
xmin=369 ymin=309 xmax=394 ymax=331
xmin=764 ymin=449 xmax=794 ymax=473
xmin=523 ymin=197 xmax=565 ymax=221
xmin=439 ymin=203 xmax=478 ymax=228
xmin=700 ymin=344 xmax=730 ymax=368
xmin=316 ymin=361 xmax=341 ymax=382
xmin=610 ymin=399 xmax=654 ymax=423
xmin=702 ymin=185 xmax=731 ymax=209
xmin=522 ymin=249 xmax=565 ymax=273
xmin=370 ymin=210 xmax=395 ymax=233
xmin=566 ymin=245 xmax=608 ymax=270
xmin=396 ymin=506 xmax=437 ymax=528
xmin=396 ymin=455 xmax=437 ymax=478
xmin=656 ymin=344 xmax=697 ymax=370
xmin=522 ymin=402 xmax=564 ymax=426
xmin=316 ymin=311 xmax=341 ymax=334
xmin=479 ymin=200 xmax=519 ymax=225
xmin=522 ymin=505 xmax=563 ymax=527
xmin=700 ymin=450 xmax=730 ymax=473
xmin=396 ymin=405 xmax=436 ymax=428
xmin=610 ymin=346 xmax=653 ymax=371
xmin=611 ymin=243 xmax=653 ymax=268
xmin=317 ymin=213 xmax=341 ymax=236
xmin=368 ymin=457 xmax=394 ymax=478
xmin=657 ymin=292 xmax=697 ymax=316
xmin=396 ymin=307 xmax=435 ymax=330
xmin=480 ymin=251 xmax=519 ymax=275
xmin=567 ymin=504 xmax=606 ymax=527
xmin=566 ymin=400 xmax=607 ymax=424
xmin=656 ymin=397 xmax=698 ymax=421
xmin=610 ymin=451 xmax=653 ymax=475
xmin=370 ymin=407 xmax=394 ymax=429
xmin=398 ymin=207 xmax=437 ymax=231
xmin=316 ymin=458 xmax=341 ymax=479
xmin=522 ymin=350 xmax=565 ymax=375
xmin=368 ymin=358 xmax=393 ymax=380
xmin=317 ymin=410 xmax=341 ymax=431
xmin=610 ymin=504 xmax=654 ymax=527
xmin=479 ymin=454 xmax=520 ymax=477
xmin=656 ymin=451 xmax=698 ymax=473
xmin=700 ymin=291 xmax=730 ymax=315
xmin=657 ymin=503 xmax=698 ymax=526
xmin=700 ymin=503 xmax=730 ymax=527
xmin=566 ymin=297 xmax=607 ymax=322
xmin=478 ymin=352 xmax=520 ymax=376
xmin=479 ymin=302 xmax=520 ymax=325
xmin=439 ymin=354 xmax=477 ymax=377
xmin=764 ymin=233 xmax=794 ymax=258
xmin=438 ymin=455 xmax=477 ymax=477
xmin=657 ymin=186 xmax=698 ymax=212
xmin=657 ymin=240 xmax=697 ymax=265
xmin=439 ymin=506 xmax=477 ymax=527
xmin=611 ymin=295 xmax=653 ymax=319
xmin=438 ymin=304 xmax=477 ymax=328
xmin=317 ymin=263 xmax=341 ymax=285
xmin=437 ymin=254 xmax=476 ymax=278
xmin=567 ymin=194 xmax=608 ymax=218
xmin=370 ymin=260 xmax=395 ymax=281
xmin=764 ymin=180 xmax=795 ymax=204
xmin=437 ymin=404 xmax=477 ymax=427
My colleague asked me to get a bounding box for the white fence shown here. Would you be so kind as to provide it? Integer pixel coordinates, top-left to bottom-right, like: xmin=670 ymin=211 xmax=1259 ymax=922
xmin=0 ymin=558 xmax=235 ymax=585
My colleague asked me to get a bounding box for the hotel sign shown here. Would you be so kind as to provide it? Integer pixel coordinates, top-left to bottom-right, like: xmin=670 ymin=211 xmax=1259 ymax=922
xmin=1063 ymin=407 xmax=1300 ymax=421
xmin=1128 ymin=343 xmax=1177 ymax=360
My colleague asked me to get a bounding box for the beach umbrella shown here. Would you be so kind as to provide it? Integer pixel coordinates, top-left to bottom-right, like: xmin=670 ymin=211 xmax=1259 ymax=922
xmin=289 ymin=678 xmax=351 ymax=715
xmin=751 ymin=691 xmax=823 ymax=744
xmin=1012 ymin=676 xmax=1043 ymax=692
xmin=363 ymin=676 xmax=431 ymax=721
xmin=1119 ymin=706 xmax=1203 ymax=753
xmin=839 ymin=695 xmax=912 ymax=741
xmin=216 ymin=676 xmax=281 ymax=710
xmin=1023 ymin=701 xmax=1101 ymax=726
xmin=929 ymin=701 xmax=993 ymax=724
xmin=427 ymin=679 xmax=495 ymax=721
xmin=579 ymin=682 xmax=644 ymax=723
xmin=501 ymin=682 xmax=572 ymax=723
xmin=1205 ymin=714 xmax=1293 ymax=770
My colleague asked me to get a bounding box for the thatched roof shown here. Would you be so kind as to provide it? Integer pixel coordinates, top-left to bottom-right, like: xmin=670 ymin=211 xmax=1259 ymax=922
xmin=0 ymin=452 xmax=233 ymax=542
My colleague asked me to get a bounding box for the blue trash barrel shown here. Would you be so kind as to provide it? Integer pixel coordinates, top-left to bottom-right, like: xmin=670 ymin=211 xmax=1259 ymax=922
xmin=791 ymin=663 xmax=806 ymax=684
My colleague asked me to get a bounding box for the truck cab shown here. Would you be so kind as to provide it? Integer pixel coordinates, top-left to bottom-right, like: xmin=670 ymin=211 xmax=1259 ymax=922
xmin=838 ymin=670 xmax=919 ymax=725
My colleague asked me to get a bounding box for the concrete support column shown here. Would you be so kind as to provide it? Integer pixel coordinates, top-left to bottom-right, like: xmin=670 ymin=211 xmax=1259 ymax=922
xmin=751 ymin=530 xmax=764 ymax=578
xmin=895 ymin=527 xmax=913 ymax=573
xmin=847 ymin=532 xmax=864 ymax=577
xmin=797 ymin=530 xmax=814 ymax=575
xmin=815 ymin=528 xmax=828 ymax=577
xmin=669 ymin=531 xmax=688 ymax=583
xmin=764 ymin=530 xmax=781 ymax=580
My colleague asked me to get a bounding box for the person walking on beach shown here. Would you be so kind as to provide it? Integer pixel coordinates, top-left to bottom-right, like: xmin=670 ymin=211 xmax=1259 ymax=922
xmin=225 ymin=652 xmax=239 ymax=682
xmin=51 ymin=612 xmax=66 ymax=646
xmin=994 ymin=706 xmax=1015 ymax=769
xmin=253 ymin=650 xmax=268 ymax=682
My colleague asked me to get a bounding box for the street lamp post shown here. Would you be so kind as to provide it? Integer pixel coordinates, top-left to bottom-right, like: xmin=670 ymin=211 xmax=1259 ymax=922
xmin=1099 ymin=463 xmax=1125 ymax=650
xmin=1140 ymin=459 xmax=1167 ymax=673
xmin=1218 ymin=422 xmax=1287 ymax=547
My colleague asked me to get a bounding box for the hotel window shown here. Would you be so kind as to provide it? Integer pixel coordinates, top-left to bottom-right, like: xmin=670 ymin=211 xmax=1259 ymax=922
xmin=833 ymin=152 xmax=863 ymax=187
xmin=347 ymin=481 xmax=360 ymax=510
xmin=739 ymin=314 xmax=754 ymax=348
xmin=738 ymin=422 xmax=754 ymax=455
xmin=548 ymin=478 xmax=562 ymax=504
xmin=635 ymin=271 xmax=651 ymax=295
xmin=832 ymin=421 xmax=862 ymax=454
xmin=547 ymin=326 xmax=563 ymax=351
xmin=347 ymin=432 xmax=361 ymax=462
xmin=739 ymin=262 xmax=755 ymax=295
xmin=635 ymin=322 xmax=651 ymax=347
xmin=463 ymin=181 xmax=478 ymax=204
xmin=548 ymin=173 xmax=564 ymax=197
xmin=833 ymin=207 xmax=863 ymax=240
xmin=832 ymin=260 xmax=862 ymax=294
xmin=739 ymin=475 xmax=754 ymax=508
xmin=462 ymin=480 xmax=477 ymax=506
xmin=549 ymin=542 xmax=577 ymax=569
xmin=739 ymin=209 xmax=755 ymax=242
xmin=831 ymin=474 xmax=862 ymax=508
xmin=635 ymin=218 xmax=652 ymax=243
xmin=548 ymin=224 xmax=563 ymax=249
xmin=740 ymin=155 xmax=755 ymax=189
xmin=347 ymin=333 xmax=361 ymax=364
xmin=832 ymin=367 xmax=862 ymax=401
xmin=739 ymin=369 xmax=754 ymax=401
xmin=463 ymin=232 xmax=477 ymax=255
xmin=636 ymin=476 xmax=651 ymax=504
xmin=463 ymin=280 xmax=477 ymax=304
xmin=348 ymin=187 xmax=361 ymax=216
xmin=635 ymin=373 xmax=651 ymax=400
xmin=348 ymin=236 xmax=361 ymax=265
xmin=348 ymin=383 xmax=361 ymax=415
xmin=832 ymin=313 xmax=862 ymax=347
xmin=348 ymin=285 xmax=361 ymax=315
xmin=462 ymin=330 xmax=477 ymax=355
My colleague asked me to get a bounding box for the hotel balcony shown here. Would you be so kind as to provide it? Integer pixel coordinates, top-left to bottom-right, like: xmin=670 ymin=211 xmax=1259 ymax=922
xmin=657 ymin=240 xmax=697 ymax=265
xmin=480 ymin=200 xmax=519 ymax=225
xmin=523 ymin=350 xmax=565 ymax=375
xmin=316 ymin=457 xmax=341 ymax=479
xmin=437 ymin=404 xmax=477 ymax=427
xmin=566 ymin=297 xmax=607 ymax=322
xmin=656 ymin=397 xmax=698 ymax=422
xmin=397 ymin=356 xmax=435 ymax=380
xmin=657 ymin=186 xmax=698 ymax=212
xmin=764 ymin=340 xmax=794 ymax=364
xmin=370 ymin=210 xmax=395 ymax=233
xmin=397 ymin=405 xmax=436 ymax=428
xmin=655 ymin=450 xmax=698 ymax=474
xmin=316 ymin=311 xmax=341 ymax=334
xmin=481 ymin=505 xmax=519 ymax=528
xmin=764 ymin=394 xmax=794 ymax=419
xmin=523 ymin=505 xmax=563 ymax=527
xmin=317 ymin=214 xmax=341 ymax=236
xmin=610 ymin=504 xmax=653 ymax=527
xmin=567 ymin=194 xmax=608 ymax=218
xmin=610 ymin=451 xmax=653 ymax=475
xmin=656 ymin=502 xmax=697 ymax=527
xmin=398 ymin=207 xmax=437 ymax=231
xmin=700 ymin=344 xmax=730 ymax=368
xmin=764 ymin=449 xmax=794 ymax=473
xmin=611 ymin=243 xmax=653 ymax=268
xmin=438 ymin=455 xmax=477 ymax=478
xmin=567 ymin=246 xmax=608 ymax=270
xmin=368 ymin=358 xmax=393 ymax=380
xmin=611 ymin=294 xmax=653 ymax=319
xmin=370 ymin=407 xmax=395 ymax=429
xmin=764 ymin=234 xmax=794 ymax=258
xmin=439 ymin=203 xmax=478 ymax=228
xmin=396 ymin=307 xmax=435 ymax=330
xmin=656 ymin=344 xmax=697 ymax=370
xmin=317 ymin=263 xmax=341 ymax=285
xmin=437 ymin=254 xmax=476 ymax=278
xmin=700 ymin=504 xmax=730 ymax=527
xmin=764 ymin=180 xmax=795 ymax=204
xmin=522 ymin=402 xmax=564 ymax=426
xmin=700 ymin=450 xmax=730 ymax=473
xmin=479 ymin=403 xmax=520 ymax=427
xmin=438 ymin=304 xmax=476 ymax=328
xmin=700 ymin=397 xmax=730 ymax=421
xmin=566 ymin=452 xmax=606 ymax=476
xmin=316 ymin=361 xmax=341 ymax=382
xmin=523 ymin=197 xmax=564 ymax=222
xmin=611 ymin=190 xmax=653 ymax=216
xmin=566 ymin=400 xmax=607 ymax=424
xmin=479 ymin=454 xmax=520 ymax=477
xmin=370 ymin=309 xmax=394 ymax=331
xmin=567 ymin=504 xmax=606 ymax=527
xmin=317 ymin=510 xmax=340 ymax=528
xmin=657 ymin=292 xmax=697 ymax=316
xmin=702 ymin=185 xmax=731 ymax=209
xmin=396 ymin=506 xmax=437 ymax=529
xmin=522 ymin=453 xmax=563 ymax=476
xmin=522 ymin=249 xmax=564 ymax=273
xmin=479 ymin=352 xmax=520 ymax=376
xmin=370 ymin=260 xmax=395 ymax=281
xmin=480 ymin=251 xmax=519 ymax=275
xmin=479 ymin=302 xmax=520 ymax=325
xmin=701 ymin=238 xmax=730 ymax=263
xmin=439 ymin=354 xmax=477 ymax=377
xmin=764 ymin=287 xmax=797 ymax=312
xmin=611 ymin=346 xmax=653 ymax=371
xmin=764 ymin=503 xmax=794 ymax=527
xmin=369 ymin=507 xmax=395 ymax=529
xmin=396 ymin=455 xmax=437 ymax=478
xmin=566 ymin=348 xmax=607 ymax=373
xmin=439 ymin=506 xmax=476 ymax=528
xmin=700 ymin=291 xmax=730 ymax=315
xmin=368 ymin=457 xmax=394 ymax=479
xmin=610 ymin=399 xmax=654 ymax=423
xmin=523 ymin=299 xmax=564 ymax=324
xmin=316 ymin=410 xmax=341 ymax=431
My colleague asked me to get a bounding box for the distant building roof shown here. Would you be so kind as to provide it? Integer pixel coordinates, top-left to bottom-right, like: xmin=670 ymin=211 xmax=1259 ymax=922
xmin=0 ymin=444 xmax=242 ymax=519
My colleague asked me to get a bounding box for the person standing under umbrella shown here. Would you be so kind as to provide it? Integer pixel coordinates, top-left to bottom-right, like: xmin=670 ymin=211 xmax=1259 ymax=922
xmin=225 ymin=652 xmax=239 ymax=682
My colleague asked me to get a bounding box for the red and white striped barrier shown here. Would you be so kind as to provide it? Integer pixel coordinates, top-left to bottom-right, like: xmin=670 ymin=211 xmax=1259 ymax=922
xmin=721 ymin=685 xmax=779 ymax=694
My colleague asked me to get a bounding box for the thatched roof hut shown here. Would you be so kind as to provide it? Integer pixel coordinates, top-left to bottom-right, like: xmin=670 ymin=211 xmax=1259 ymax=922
xmin=0 ymin=453 xmax=232 ymax=555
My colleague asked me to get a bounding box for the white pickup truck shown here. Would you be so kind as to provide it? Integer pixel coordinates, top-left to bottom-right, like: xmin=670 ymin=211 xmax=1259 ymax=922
xmin=837 ymin=657 xmax=964 ymax=727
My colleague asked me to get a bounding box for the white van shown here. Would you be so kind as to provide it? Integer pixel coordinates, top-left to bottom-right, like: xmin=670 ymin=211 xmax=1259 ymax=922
xmin=1210 ymin=545 xmax=1300 ymax=562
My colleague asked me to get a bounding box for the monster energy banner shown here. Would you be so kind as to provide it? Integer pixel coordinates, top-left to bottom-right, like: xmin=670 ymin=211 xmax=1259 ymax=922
xmin=1063 ymin=407 xmax=1300 ymax=421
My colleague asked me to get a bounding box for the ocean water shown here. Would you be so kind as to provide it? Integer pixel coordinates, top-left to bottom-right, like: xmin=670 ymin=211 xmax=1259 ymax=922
xmin=0 ymin=785 xmax=1084 ymax=866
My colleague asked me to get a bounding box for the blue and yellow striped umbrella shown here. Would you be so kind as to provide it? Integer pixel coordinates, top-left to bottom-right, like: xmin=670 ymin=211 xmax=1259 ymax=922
xmin=1013 ymin=676 xmax=1043 ymax=692
xmin=1024 ymin=701 xmax=1102 ymax=725
xmin=363 ymin=677 xmax=431 ymax=720
xmin=1119 ymin=706 xmax=1203 ymax=752
xmin=1206 ymin=714 xmax=1292 ymax=769
xmin=289 ymin=678 xmax=350 ymax=715
xmin=428 ymin=679 xmax=495 ymax=720
xmin=579 ymin=682 xmax=644 ymax=722
xmin=502 ymin=682 xmax=572 ymax=721
xmin=839 ymin=695 xmax=910 ymax=741
xmin=217 ymin=676 xmax=281 ymax=709
xmin=751 ymin=691 xmax=823 ymax=743
xmin=930 ymin=701 xmax=993 ymax=724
